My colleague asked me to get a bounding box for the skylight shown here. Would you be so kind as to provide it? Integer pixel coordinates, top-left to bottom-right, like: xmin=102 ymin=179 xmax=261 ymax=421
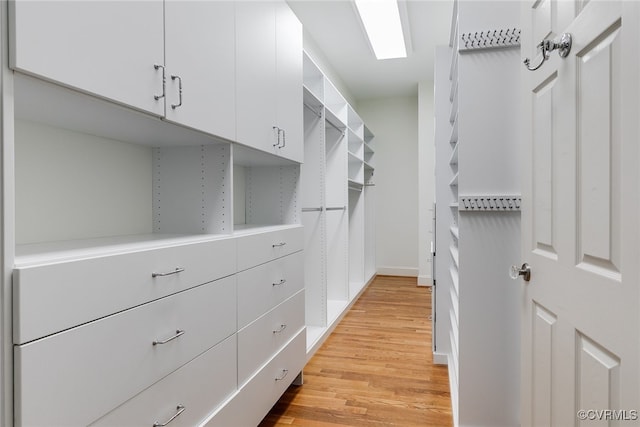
xmin=354 ymin=0 xmax=407 ymax=60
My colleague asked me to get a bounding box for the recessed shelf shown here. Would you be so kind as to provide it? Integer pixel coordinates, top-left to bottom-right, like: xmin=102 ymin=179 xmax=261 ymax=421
xmin=450 ymin=115 xmax=458 ymax=144
xmin=449 ymin=172 xmax=459 ymax=187
xmin=449 ymin=143 xmax=458 ymax=166
xmin=450 ymin=244 xmax=459 ymax=268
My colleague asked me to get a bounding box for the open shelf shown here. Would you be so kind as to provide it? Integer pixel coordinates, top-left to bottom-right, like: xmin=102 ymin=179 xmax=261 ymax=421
xmin=303 ymin=52 xmax=324 ymax=103
xmin=450 ymin=115 xmax=458 ymax=144
xmin=450 ymin=244 xmax=459 ymax=268
xmin=449 ymin=172 xmax=459 ymax=187
xmin=450 ymin=225 xmax=459 ymax=240
xmin=450 ymin=143 xmax=459 ymax=166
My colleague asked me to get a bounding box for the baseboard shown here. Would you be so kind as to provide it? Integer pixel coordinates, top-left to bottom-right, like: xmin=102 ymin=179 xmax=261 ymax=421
xmin=418 ymin=275 xmax=433 ymax=287
xmin=376 ymin=266 xmax=418 ymax=277
xmin=433 ymin=351 xmax=448 ymax=365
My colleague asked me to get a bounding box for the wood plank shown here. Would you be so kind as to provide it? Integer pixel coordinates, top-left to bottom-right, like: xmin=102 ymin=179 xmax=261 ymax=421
xmin=260 ymin=276 xmax=453 ymax=427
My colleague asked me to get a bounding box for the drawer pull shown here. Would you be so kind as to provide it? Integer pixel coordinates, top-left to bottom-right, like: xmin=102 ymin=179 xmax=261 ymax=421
xmin=153 ymin=405 xmax=186 ymax=427
xmin=153 ymin=330 xmax=185 ymax=346
xmin=275 ymin=369 xmax=289 ymax=381
xmin=272 ymin=242 xmax=287 ymax=248
xmin=273 ymin=324 xmax=287 ymax=334
xmin=272 ymin=279 xmax=287 ymax=287
xmin=152 ymin=267 xmax=185 ymax=278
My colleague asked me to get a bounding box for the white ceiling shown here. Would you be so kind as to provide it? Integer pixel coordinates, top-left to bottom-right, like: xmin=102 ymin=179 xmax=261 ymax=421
xmin=288 ymin=0 xmax=454 ymax=101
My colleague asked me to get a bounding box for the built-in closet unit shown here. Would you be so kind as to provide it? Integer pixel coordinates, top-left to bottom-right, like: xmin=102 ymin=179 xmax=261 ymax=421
xmin=434 ymin=1 xmax=521 ymax=425
xmin=301 ymin=52 xmax=376 ymax=357
xmin=4 ymin=1 xmax=306 ymax=426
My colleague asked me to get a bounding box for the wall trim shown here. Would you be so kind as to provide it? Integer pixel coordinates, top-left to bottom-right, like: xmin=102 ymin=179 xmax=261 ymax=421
xmin=433 ymin=352 xmax=448 ymax=365
xmin=418 ymin=274 xmax=433 ymax=287
xmin=376 ymin=266 xmax=418 ymax=277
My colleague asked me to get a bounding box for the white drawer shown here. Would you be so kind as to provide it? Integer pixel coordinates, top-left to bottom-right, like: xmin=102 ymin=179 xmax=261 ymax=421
xmin=203 ymin=329 xmax=306 ymax=427
xmin=238 ymin=290 xmax=305 ymax=386
xmin=237 ymin=251 xmax=304 ymax=328
xmin=13 ymin=237 xmax=236 ymax=344
xmin=14 ymin=276 xmax=236 ymax=427
xmin=90 ymin=334 xmax=237 ymax=427
xmin=236 ymin=225 xmax=303 ymax=271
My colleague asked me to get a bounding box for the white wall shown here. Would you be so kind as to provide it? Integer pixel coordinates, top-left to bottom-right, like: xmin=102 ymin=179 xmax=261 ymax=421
xmin=418 ymin=81 xmax=435 ymax=286
xmin=357 ymin=96 xmax=419 ymax=277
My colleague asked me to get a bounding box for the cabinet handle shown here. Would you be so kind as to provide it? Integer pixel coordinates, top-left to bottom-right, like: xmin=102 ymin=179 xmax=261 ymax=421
xmin=153 ymin=329 xmax=185 ymax=345
xmin=154 ymin=64 xmax=166 ymax=100
xmin=280 ymin=129 xmax=286 ymax=148
xmin=272 ymin=242 xmax=286 ymax=248
xmin=272 ymin=279 xmax=286 ymax=287
xmin=153 ymin=405 xmax=186 ymax=427
xmin=170 ymin=75 xmax=183 ymax=109
xmin=152 ymin=267 xmax=184 ymax=278
xmin=273 ymin=324 xmax=287 ymax=334
xmin=272 ymin=126 xmax=281 ymax=147
xmin=275 ymin=369 xmax=289 ymax=381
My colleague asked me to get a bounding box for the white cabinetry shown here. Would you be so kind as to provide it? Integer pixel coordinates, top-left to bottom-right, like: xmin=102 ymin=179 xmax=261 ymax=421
xmin=434 ymin=1 xmax=521 ymax=425
xmin=5 ymin=1 xmax=305 ymax=425
xmin=236 ymin=0 xmax=303 ymax=162
xmin=9 ymin=0 xmax=165 ymax=116
xmin=300 ymin=53 xmax=376 ymax=357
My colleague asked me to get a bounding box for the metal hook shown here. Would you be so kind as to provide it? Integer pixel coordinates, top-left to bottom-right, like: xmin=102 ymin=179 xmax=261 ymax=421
xmin=524 ymin=33 xmax=572 ymax=71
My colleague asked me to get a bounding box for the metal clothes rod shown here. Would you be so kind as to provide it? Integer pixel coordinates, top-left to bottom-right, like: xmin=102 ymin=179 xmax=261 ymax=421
xmin=326 ymin=206 xmax=346 ymax=211
xmin=303 ymin=102 xmax=322 ymax=118
xmin=302 ymin=207 xmax=323 ymax=212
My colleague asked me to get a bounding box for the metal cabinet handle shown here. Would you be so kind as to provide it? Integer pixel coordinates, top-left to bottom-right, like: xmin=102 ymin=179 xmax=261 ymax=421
xmin=272 ymin=126 xmax=280 ymax=147
xmin=272 ymin=279 xmax=286 ymax=287
xmin=152 ymin=267 xmax=184 ymax=278
xmin=273 ymin=324 xmax=287 ymax=334
xmin=272 ymin=242 xmax=286 ymax=248
xmin=170 ymin=75 xmax=183 ymax=109
xmin=278 ymin=128 xmax=286 ymax=149
xmin=275 ymin=369 xmax=289 ymax=381
xmin=153 ymin=329 xmax=185 ymax=345
xmin=153 ymin=405 xmax=186 ymax=427
xmin=154 ymin=64 xmax=166 ymax=100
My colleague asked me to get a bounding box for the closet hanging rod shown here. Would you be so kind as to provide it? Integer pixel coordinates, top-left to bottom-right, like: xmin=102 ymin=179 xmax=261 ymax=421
xmin=326 ymin=206 xmax=346 ymax=211
xmin=302 ymin=207 xmax=323 ymax=212
xmin=325 ymin=117 xmax=346 ymax=136
xmin=303 ymin=102 xmax=322 ymax=118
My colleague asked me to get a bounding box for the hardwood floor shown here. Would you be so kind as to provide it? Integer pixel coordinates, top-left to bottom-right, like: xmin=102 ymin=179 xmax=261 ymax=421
xmin=259 ymin=276 xmax=453 ymax=427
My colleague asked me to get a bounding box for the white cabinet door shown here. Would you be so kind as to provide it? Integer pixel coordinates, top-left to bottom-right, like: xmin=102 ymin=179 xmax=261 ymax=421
xmin=235 ymin=1 xmax=278 ymax=154
xmin=275 ymin=1 xmax=303 ymax=163
xmin=9 ymin=0 xmax=164 ymax=116
xmin=164 ymin=1 xmax=236 ymax=142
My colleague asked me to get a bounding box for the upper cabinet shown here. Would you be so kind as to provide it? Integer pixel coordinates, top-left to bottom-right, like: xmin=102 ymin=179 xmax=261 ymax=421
xmin=9 ymin=1 xmax=165 ymax=116
xmin=162 ymin=1 xmax=236 ymax=142
xmin=236 ymin=1 xmax=303 ymax=163
xmin=10 ymin=0 xmax=236 ymax=143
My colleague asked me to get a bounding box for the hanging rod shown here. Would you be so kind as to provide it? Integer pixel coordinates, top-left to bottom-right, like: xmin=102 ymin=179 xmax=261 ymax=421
xmin=302 ymin=207 xmax=323 ymax=212
xmin=326 ymin=206 xmax=346 ymax=211
xmin=303 ymin=102 xmax=322 ymax=118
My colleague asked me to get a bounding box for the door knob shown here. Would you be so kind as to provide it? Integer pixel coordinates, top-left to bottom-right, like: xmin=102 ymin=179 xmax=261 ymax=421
xmin=510 ymin=263 xmax=531 ymax=282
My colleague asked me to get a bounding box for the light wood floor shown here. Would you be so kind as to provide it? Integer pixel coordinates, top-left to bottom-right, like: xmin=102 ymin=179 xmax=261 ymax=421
xmin=259 ymin=275 xmax=453 ymax=427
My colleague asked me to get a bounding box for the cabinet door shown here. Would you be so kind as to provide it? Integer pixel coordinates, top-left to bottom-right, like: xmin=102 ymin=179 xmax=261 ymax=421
xmin=164 ymin=1 xmax=236 ymax=141
xmin=275 ymin=2 xmax=303 ymax=163
xmin=235 ymin=1 xmax=278 ymax=154
xmin=9 ymin=0 xmax=164 ymax=116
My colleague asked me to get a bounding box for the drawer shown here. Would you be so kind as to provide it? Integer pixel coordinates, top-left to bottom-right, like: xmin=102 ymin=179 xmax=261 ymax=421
xmin=14 ymin=276 xmax=236 ymax=427
xmin=13 ymin=237 xmax=236 ymax=344
xmin=90 ymin=334 xmax=237 ymax=427
xmin=203 ymin=329 xmax=306 ymax=427
xmin=236 ymin=225 xmax=303 ymax=271
xmin=237 ymin=251 xmax=304 ymax=328
xmin=238 ymin=290 xmax=305 ymax=386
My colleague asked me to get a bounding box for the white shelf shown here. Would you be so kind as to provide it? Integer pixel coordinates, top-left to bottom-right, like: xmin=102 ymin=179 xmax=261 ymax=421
xmin=450 ymin=244 xmax=459 ymax=268
xmin=450 ymin=115 xmax=458 ymax=144
xmin=450 ymin=225 xmax=459 ymax=240
xmin=449 ymin=83 xmax=458 ymax=124
xmin=327 ymin=299 xmax=349 ymax=326
xmin=449 ymin=202 xmax=459 ymax=209
xmin=348 ymin=179 xmax=364 ymax=191
xmin=303 ymin=85 xmax=323 ymax=111
xmin=449 ymin=143 xmax=458 ymax=166
xmin=449 ymin=172 xmax=459 ymax=187
xmin=450 ymin=265 xmax=459 ymax=295
xmin=348 ymin=151 xmax=362 ymax=164
xmin=363 ymin=160 xmax=374 ymax=170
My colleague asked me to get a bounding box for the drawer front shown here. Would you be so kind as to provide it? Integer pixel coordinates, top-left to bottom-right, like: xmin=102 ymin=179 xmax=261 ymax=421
xmin=237 ymin=251 xmax=304 ymax=328
xmin=14 ymin=276 xmax=236 ymax=427
xmin=90 ymin=334 xmax=237 ymax=427
xmin=203 ymin=329 xmax=306 ymax=427
xmin=238 ymin=290 xmax=305 ymax=386
xmin=236 ymin=225 xmax=303 ymax=271
xmin=13 ymin=237 xmax=236 ymax=344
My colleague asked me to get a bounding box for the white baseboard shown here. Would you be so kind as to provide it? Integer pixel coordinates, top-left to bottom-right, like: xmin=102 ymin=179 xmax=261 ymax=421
xmin=418 ymin=274 xmax=433 ymax=287
xmin=433 ymin=351 xmax=448 ymax=365
xmin=376 ymin=266 xmax=418 ymax=277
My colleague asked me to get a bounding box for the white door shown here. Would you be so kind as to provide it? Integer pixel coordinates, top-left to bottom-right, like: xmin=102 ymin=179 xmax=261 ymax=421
xmin=520 ymin=1 xmax=640 ymax=426
xmin=164 ymin=1 xmax=236 ymax=141
xmin=9 ymin=0 xmax=164 ymax=116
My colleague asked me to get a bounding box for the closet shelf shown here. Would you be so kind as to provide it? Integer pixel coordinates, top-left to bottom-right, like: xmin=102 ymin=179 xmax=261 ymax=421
xmin=325 ymin=107 xmax=347 ymax=131
xmin=449 ymin=172 xmax=459 ymax=187
xmin=363 ymin=161 xmax=374 ymax=170
xmin=449 ymin=244 xmax=459 ymax=268
xmin=450 ymin=225 xmax=459 ymax=240
xmin=303 ymin=85 xmax=323 ymax=111
xmin=348 ymin=151 xmax=362 ymax=164
xmin=348 ymin=179 xmax=364 ymax=191
xmin=449 ymin=115 xmax=458 ymax=144
xmin=449 ymin=143 xmax=458 ymax=166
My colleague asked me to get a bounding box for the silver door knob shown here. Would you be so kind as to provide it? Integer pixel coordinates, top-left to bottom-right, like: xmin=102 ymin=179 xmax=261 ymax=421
xmin=510 ymin=263 xmax=531 ymax=282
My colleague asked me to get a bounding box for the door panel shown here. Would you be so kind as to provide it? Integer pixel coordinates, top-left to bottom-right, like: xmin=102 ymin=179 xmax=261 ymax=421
xmin=521 ymin=1 xmax=639 ymax=425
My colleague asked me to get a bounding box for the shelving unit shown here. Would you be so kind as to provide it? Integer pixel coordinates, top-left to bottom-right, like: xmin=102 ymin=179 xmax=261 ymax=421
xmin=300 ymin=52 xmax=376 ymax=358
xmin=434 ymin=1 xmax=521 ymax=426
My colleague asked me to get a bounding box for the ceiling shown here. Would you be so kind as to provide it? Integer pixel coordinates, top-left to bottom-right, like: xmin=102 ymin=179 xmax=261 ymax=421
xmin=287 ymin=0 xmax=454 ymax=101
